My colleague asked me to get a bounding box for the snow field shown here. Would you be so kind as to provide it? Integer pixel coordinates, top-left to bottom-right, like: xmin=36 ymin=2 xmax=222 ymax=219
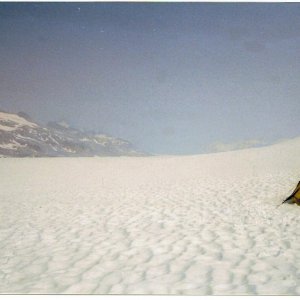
xmin=1 ymin=138 xmax=300 ymax=294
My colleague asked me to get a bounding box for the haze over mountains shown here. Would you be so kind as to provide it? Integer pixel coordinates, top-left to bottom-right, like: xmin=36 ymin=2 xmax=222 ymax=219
xmin=0 ymin=111 xmax=145 ymax=157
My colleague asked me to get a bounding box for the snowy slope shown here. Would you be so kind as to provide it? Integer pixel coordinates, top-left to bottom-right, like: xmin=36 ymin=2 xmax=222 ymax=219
xmin=1 ymin=138 xmax=300 ymax=294
xmin=0 ymin=111 xmax=144 ymax=157
xmin=0 ymin=111 xmax=37 ymax=131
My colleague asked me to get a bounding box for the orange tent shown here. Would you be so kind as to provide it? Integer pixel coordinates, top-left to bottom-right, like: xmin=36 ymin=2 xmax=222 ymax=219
xmin=282 ymin=181 xmax=300 ymax=205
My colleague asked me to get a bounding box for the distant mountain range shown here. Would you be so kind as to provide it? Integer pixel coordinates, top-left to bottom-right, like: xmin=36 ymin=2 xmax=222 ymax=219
xmin=0 ymin=111 xmax=146 ymax=157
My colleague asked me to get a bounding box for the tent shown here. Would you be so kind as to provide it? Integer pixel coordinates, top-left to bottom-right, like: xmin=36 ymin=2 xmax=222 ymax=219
xmin=282 ymin=181 xmax=300 ymax=205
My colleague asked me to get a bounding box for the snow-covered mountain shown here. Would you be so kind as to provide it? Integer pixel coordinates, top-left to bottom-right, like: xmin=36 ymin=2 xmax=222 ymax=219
xmin=0 ymin=111 xmax=145 ymax=157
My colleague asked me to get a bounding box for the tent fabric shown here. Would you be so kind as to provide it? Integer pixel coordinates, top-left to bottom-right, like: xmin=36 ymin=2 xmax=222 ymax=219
xmin=284 ymin=181 xmax=300 ymax=205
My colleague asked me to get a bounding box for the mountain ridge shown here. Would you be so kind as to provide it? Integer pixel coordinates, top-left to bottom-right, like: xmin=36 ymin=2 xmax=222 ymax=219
xmin=0 ymin=110 xmax=146 ymax=157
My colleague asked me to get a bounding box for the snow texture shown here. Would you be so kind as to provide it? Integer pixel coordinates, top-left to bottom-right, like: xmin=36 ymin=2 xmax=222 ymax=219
xmin=1 ymin=137 xmax=300 ymax=294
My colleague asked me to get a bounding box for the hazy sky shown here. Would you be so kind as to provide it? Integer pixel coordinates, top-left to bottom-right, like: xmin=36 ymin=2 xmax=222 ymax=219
xmin=0 ymin=3 xmax=300 ymax=154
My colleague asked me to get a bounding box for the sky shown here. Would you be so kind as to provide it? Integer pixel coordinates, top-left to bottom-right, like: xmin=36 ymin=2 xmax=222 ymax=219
xmin=0 ymin=2 xmax=300 ymax=155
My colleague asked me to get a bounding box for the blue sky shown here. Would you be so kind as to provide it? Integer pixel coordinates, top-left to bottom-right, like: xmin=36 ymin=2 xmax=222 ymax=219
xmin=0 ymin=3 xmax=300 ymax=154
